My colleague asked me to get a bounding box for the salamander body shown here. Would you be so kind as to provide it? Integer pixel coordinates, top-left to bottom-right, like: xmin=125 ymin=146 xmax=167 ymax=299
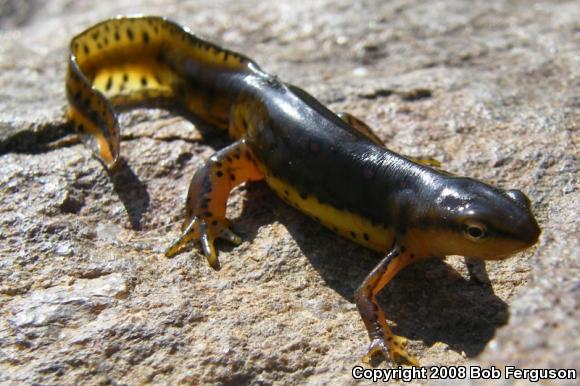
xmin=66 ymin=16 xmax=541 ymax=365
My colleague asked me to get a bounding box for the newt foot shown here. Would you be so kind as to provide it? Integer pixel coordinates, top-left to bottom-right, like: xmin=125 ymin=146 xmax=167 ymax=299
xmin=362 ymin=335 xmax=419 ymax=367
xmin=165 ymin=217 xmax=242 ymax=270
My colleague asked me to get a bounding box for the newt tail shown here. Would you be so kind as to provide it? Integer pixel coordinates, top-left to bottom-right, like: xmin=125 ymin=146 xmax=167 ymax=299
xmin=66 ymin=16 xmax=257 ymax=168
xmin=66 ymin=16 xmax=541 ymax=366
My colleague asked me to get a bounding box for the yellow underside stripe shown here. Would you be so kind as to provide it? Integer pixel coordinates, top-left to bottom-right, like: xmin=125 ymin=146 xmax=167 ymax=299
xmin=265 ymin=174 xmax=393 ymax=252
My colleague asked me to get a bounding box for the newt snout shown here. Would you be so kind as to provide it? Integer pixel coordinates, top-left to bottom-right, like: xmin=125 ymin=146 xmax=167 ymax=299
xmin=501 ymin=188 xmax=541 ymax=247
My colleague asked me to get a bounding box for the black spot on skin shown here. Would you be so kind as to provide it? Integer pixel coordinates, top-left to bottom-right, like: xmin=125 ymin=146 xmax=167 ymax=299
xmin=104 ymin=37 xmax=109 ymax=45
xmin=74 ymin=91 xmax=81 ymax=101
xmin=363 ymin=233 xmax=369 ymax=241
xmin=309 ymin=141 xmax=320 ymax=153
xmin=154 ymin=26 xmax=159 ymax=34
xmin=106 ymin=77 xmax=113 ymax=91
xmin=216 ymin=171 xmax=223 ymax=177
xmin=104 ymin=25 xmax=110 ymax=33
xmin=350 ymin=231 xmax=357 ymax=239
xmin=223 ymin=51 xmax=229 ymax=61
xmin=97 ymin=43 xmax=103 ymax=50
xmin=284 ymin=190 xmax=289 ymax=196
xmin=200 ymin=201 xmax=208 ymax=209
xmin=127 ymin=28 xmax=134 ymax=40
xmin=242 ymin=119 xmax=248 ymax=130
xmin=300 ymin=192 xmax=307 ymax=200
xmin=114 ymin=31 xmax=120 ymax=41
xmin=245 ymin=150 xmax=252 ymax=159
xmin=204 ymin=212 xmax=213 ymax=218
xmin=211 ymin=220 xmax=218 ymax=226
xmin=215 ymin=162 xmax=222 ymax=167
xmin=410 ymin=254 xmax=415 ymax=259
xmin=400 ymin=245 xmax=406 ymax=253
xmin=142 ymin=31 xmax=150 ymax=43
xmin=91 ymin=32 xmax=100 ymax=40
xmin=203 ymin=175 xmax=210 ymax=185
xmin=141 ymin=77 xmax=148 ymax=86
xmin=83 ymin=45 xmax=90 ymax=55
xmin=123 ymin=74 xmax=129 ymax=82
xmin=234 ymin=154 xmax=240 ymax=160
xmin=332 ymin=226 xmax=338 ymax=232
xmin=78 ymin=124 xmax=85 ymax=132
xmin=387 ymin=336 xmax=393 ymax=341
xmin=363 ymin=168 xmax=374 ymax=179
xmin=175 ymin=85 xmax=185 ymax=98
xmin=226 ymin=156 xmax=233 ymax=162
xmin=230 ymin=174 xmax=236 ymax=181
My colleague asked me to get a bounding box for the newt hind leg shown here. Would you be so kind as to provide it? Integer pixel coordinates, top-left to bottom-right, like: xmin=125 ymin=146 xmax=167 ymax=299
xmin=354 ymin=243 xmax=419 ymax=366
xmin=165 ymin=139 xmax=263 ymax=269
xmin=337 ymin=112 xmax=441 ymax=168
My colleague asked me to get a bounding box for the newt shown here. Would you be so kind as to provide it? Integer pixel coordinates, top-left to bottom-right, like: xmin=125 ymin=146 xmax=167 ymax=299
xmin=65 ymin=16 xmax=541 ymax=366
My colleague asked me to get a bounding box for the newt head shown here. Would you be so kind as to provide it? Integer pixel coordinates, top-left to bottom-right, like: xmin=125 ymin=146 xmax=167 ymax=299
xmin=409 ymin=177 xmax=541 ymax=260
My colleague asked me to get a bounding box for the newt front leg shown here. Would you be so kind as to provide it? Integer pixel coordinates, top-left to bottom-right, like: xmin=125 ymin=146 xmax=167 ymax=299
xmin=165 ymin=139 xmax=263 ymax=269
xmin=354 ymin=243 xmax=419 ymax=366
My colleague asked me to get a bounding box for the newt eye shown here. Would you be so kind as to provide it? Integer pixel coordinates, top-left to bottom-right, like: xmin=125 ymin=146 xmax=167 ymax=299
xmin=463 ymin=220 xmax=487 ymax=241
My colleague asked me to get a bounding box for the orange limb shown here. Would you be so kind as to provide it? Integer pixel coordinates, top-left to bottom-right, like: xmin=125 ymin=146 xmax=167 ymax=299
xmin=354 ymin=243 xmax=419 ymax=366
xmin=165 ymin=139 xmax=263 ymax=269
xmin=338 ymin=112 xmax=441 ymax=168
xmin=337 ymin=112 xmax=384 ymax=146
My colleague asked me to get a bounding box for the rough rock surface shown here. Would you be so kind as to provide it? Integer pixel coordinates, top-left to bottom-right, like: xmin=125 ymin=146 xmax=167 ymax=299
xmin=0 ymin=0 xmax=578 ymax=384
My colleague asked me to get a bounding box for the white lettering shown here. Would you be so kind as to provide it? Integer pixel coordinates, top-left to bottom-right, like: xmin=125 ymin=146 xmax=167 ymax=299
xmin=505 ymin=366 xmax=577 ymax=382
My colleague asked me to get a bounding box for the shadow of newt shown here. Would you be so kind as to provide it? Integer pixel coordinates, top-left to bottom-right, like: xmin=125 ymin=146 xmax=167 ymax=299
xmin=234 ymin=183 xmax=509 ymax=361
xmin=104 ymin=118 xmax=509 ymax=361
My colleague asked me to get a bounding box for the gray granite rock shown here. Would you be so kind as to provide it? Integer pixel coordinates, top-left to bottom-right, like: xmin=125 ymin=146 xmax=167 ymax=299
xmin=0 ymin=0 xmax=578 ymax=384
